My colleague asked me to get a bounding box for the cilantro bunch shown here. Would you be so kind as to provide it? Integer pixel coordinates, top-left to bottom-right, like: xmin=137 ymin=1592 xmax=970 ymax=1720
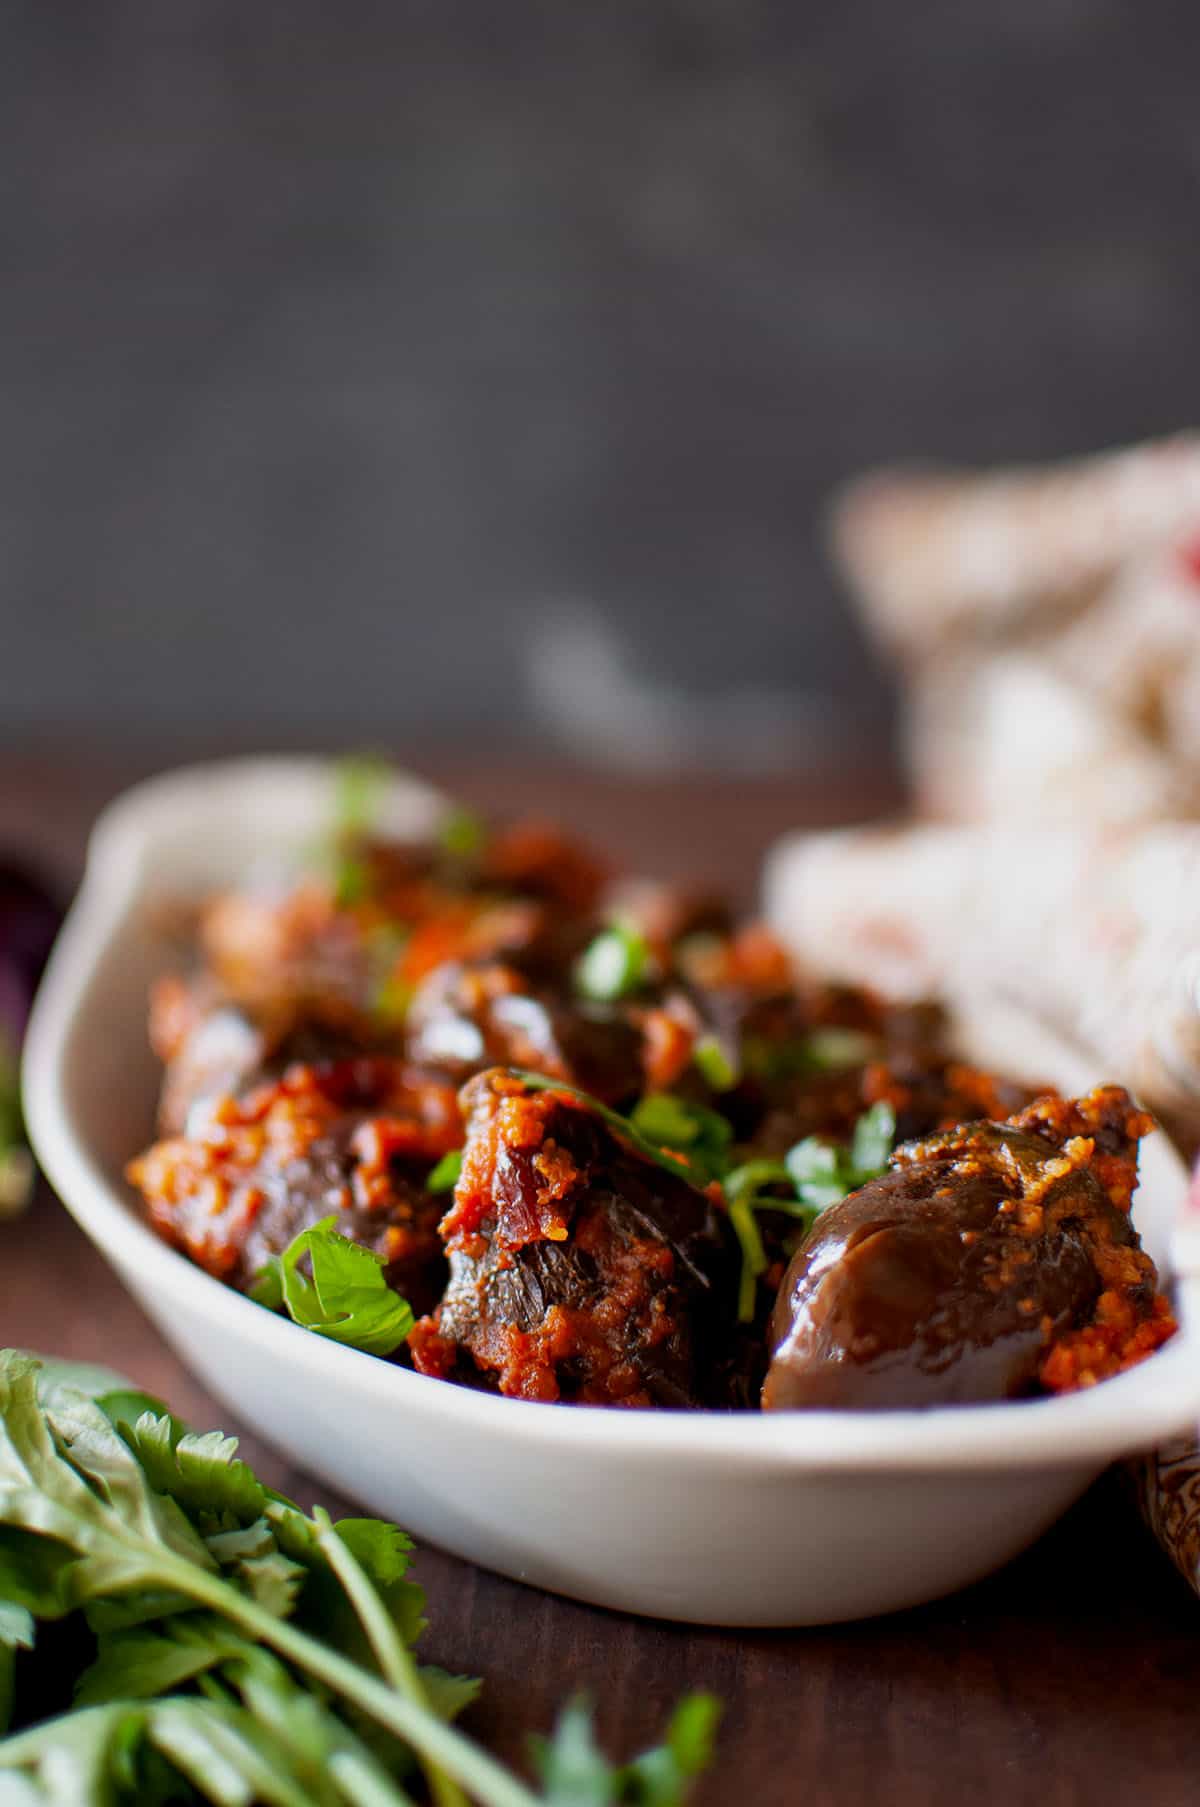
xmin=0 ymin=1353 xmax=717 ymax=1805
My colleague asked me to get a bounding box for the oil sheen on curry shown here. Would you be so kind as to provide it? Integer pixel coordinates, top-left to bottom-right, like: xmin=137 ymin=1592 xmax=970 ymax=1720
xmin=128 ymin=776 xmax=1176 ymax=1412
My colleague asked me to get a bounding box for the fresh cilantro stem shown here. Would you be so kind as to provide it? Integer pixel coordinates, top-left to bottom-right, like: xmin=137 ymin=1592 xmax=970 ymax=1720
xmin=152 ymin=1558 xmax=540 ymax=1807
xmin=312 ymin=1505 xmax=469 ymax=1807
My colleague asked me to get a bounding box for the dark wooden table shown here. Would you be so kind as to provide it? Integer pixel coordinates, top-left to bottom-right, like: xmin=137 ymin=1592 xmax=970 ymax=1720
xmin=4 ymin=749 xmax=1200 ymax=1807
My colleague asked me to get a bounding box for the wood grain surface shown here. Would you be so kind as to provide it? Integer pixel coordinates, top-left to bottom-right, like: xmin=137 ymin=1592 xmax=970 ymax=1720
xmin=3 ymin=751 xmax=1199 ymax=1807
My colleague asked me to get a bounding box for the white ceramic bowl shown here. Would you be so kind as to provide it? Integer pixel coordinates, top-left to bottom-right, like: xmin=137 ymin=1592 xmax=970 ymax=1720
xmin=22 ymin=758 xmax=1200 ymax=1626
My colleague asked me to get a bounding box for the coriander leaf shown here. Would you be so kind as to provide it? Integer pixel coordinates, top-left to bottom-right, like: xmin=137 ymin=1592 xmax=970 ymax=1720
xmin=619 ymin=1693 xmax=721 ymax=1807
xmin=330 ymin=1522 xmax=425 ymax=1652
xmin=0 ymin=1526 xmax=82 ymax=1623
xmin=573 ymin=926 xmax=647 ymax=1003
xmin=627 ymin=1096 xmax=733 ymax=1186
xmin=418 ymin=1669 xmax=481 ymax=1724
xmin=278 ymin=1220 xmax=414 ymax=1358
xmin=0 ymin=1361 xmax=215 ymax=1590
xmin=425 ymin=1151 xmax=462 ymax=1195
xmin=725 ymin=1197 xmax=767 ymax=1325
xmin=801 ymin=1027 xmax=878 ymax=1071
xmin=334 ymin=858 xmax=370 ymax=909
xmin=334 ymin=755 xmax=392 ymax=839
xmin=785 ymin=1101 xmax=896 ymax=1216
xmin=122 ymin=1416 xmax=266 ymax=1530
xmin=530 ymin=1696 xmax=614 ymax=1807
xmin=0 ymin=1357 xmax=536 ymax=1807
xmin=850 ymin=1101 xmax=896 ymax=1175
xmin=691 ymin=1035 xmax=738 ymax=1093
xmin=144 ymin=1695 xmax=331 ymax=1807
xmin=438 ymin=808 xmax=487 ymax=860
xmin=721 ymin=1162 xmax=804 ymax=1324
xmin=0 ymin=1603 xmax=33 ymax=1737
xmin=233 ymin=1548 xmax=307 ymax=1618
xmin=265 ymin=1505 xmax=426 ymax=1681
xmin=28 ymin=1360 xmax=137 ymax=1408
xmin=0 ymin=1702 xmax=150 ymax=1805
xmin=247 ymin=1261 xmax=284 ymax=1311
xmin=533 ymin=1693 xmax=718 ymax=1807
xmin=75 ymin=1615 xmax=250 ymax=1707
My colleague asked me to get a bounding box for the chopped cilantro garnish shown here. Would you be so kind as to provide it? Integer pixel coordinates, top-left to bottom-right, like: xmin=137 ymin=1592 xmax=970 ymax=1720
xmin=628 ymin=1094 xmax=734 ymax=1185
xmin=253 ymin=1217 xmax=414 ymax=1357
xmin=426 ymin=1150 xmax=463 ymax=1194
xmin=742 ymin=1026 xmax=879 ymax=1080
xmin=333 ymin=854 xmax=371 ymax=908
xmin=803 ymin=1026 xmax=879 ymax=1070
xmin=726 ymin=1195 xmax=768 ymax=1323
xmin=438 ymin=806 xmax=487 ymax=859
xmin=723 ymin=1105 xmax=897 ymax=1321
xmin=785 ymin=1101 xmax=897 ymax=1214
xmin=692 ymin=1034 xmax=739 ymax=1092
xmin=333 ymin=752 xmax=393 ymax=837
xmin=373 ymin=973 xmax=414 ymax=1027
xmin=573 ymin=923 xmax=649 ymax=1002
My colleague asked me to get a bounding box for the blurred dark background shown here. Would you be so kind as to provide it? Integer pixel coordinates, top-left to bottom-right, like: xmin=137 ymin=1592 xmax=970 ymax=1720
xmin=2 ymin=2 xmax=1196 ymax=774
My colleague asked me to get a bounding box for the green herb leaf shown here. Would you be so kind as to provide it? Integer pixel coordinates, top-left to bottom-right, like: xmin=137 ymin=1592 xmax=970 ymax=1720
xmin=785 ymin=1101 xmax=897 ymax=1215
xmin=801 ymin=1027 xmax=879 ymax=1071
xmin=691 ymin=1035 xmax=739 ymax=1093
xmin=334 ymin=755 xmax=393 ymax=839
xmin=438 ymin=808 xmax=487 ymax=860
xmin=333 ymin=857 xmax=371 ymax=909
xmin=621 ymin=1692 xmax=721 ymax=1806
xmin=247 ymin=1261 xmax=284 ymax=1311
xmin=426 ymin=1151 xmax=463 ymax=1195
xmin=850 ymin=1101 xmax=896 ymax=1175
xmin=628 ymin=1095 xmax=733 ymax=1187
xmin=278 ymin=1220 xmax=414 ymax=1358
xmin=122 ymin=1415 xmax=267 ymax=1530
xmin=533 ymin=1692 xmax=718 ymax=1807
xmin=0 ymin=1352 xmax=717 ymax=1807
xmin=573 ymin=925 xmax=648 ymax=1003
xmin=726 ymin=1197 xmax=767 ymax=1325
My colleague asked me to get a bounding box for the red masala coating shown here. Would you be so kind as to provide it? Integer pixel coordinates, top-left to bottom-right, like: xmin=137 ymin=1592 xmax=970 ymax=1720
xmin=411 ymin=1070 xmax=737 ymax=1405
xmin=128 ymin=1057 xmax=460 ymax=1315
xmin=132 ymin=806 xmax=1178 ymax=1414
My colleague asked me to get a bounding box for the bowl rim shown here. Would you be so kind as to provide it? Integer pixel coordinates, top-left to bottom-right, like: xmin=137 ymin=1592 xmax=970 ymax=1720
xmin=22 ymin=754 xmax=1200 ymax=1475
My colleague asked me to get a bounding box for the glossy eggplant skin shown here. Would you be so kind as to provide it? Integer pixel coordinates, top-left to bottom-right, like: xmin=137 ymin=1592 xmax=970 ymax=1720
xmin=762 ymin=1095 xmax=1158 ymax=1411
